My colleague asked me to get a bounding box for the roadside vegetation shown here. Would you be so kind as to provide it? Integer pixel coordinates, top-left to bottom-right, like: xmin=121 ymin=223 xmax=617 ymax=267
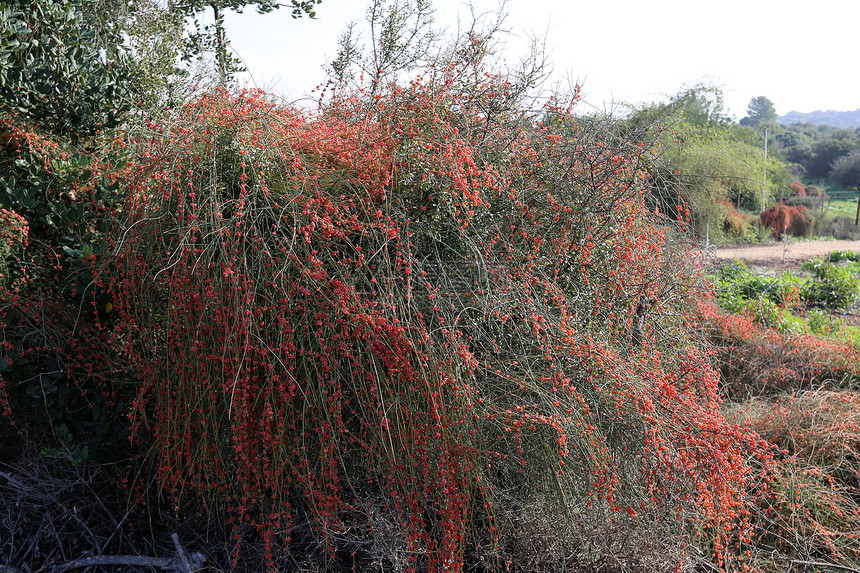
xmin=1 ymin=0 xmax=860 ymax=572
xmin=705 ymin=251 xmax=860 ymax=570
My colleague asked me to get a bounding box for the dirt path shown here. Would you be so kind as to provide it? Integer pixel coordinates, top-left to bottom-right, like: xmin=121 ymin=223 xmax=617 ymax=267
xmin=713 ymin=239 xmax=860 ymax=263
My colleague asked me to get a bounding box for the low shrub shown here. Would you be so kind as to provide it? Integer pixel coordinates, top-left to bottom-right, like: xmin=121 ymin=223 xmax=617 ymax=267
xmin=828 ymin=249 xmax=860 ymax=263
xmin=725 ymin=391 xmax=860 ymax=568
xmin=760 ymin=203 xmax=811 ymax=238
xmin=801 ymin=259 xmax=860 ymax=311
xmin=783 ymin=194 xmax=822 ymax=210
xmin=806 ymin=184 xmax=825 ymax=198
xmin=719 ymin=198 xmax=752 ymax=239
xmin=788 ymin=181 xmax=806 ymax=197
xmin=805 ymin=308 xmax=857 ymax=342
xmin=698 ymin=296 xmax=860 ymax=398
xmin=712 ymin=261 xmax=805 ymax=324
xmin=811 ymin=214 xmax=860 ymax=240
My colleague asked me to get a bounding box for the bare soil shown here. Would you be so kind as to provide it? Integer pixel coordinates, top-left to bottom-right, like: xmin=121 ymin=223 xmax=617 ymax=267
xmin=713 ymin=239 xmax=860 ymax=265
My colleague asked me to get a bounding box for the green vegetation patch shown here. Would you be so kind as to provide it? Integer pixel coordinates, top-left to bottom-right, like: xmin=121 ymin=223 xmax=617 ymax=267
xmin=712 ymin=258 xmax=860 ymax=334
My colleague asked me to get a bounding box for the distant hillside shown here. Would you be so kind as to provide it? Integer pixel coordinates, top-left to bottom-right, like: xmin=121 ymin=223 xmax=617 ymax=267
xmin=777 ymin=108 xmax=860 ymax=128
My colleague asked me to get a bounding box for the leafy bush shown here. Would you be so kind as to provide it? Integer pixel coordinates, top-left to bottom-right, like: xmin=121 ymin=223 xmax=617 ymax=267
xmin=718 ymin=197 xmax=752 ymax=239
xmin=0 ymin=115 xmax=129 ymax=469
xmin=805 ymin=308 xmax=860 ymax=346
xmin=810 ymin=213 xmax=860 ymax=240
xmin=805 ymin=184 xmax=825 ymax=198
xmin=801 ymin=259 xmax=860 ymax=310
xmin=0 ymin=0 xmax=135 ymax=464
xmin=783 ymin=194 xmax=822 ymax=210
xmin=0 ymin=0 xmax=132 ymax=137
xmin=788 ymin=181 xmax=806 ymax=197
xmin=828 ymin=249 xmax=860 ymax=263
xmin=713 ymin=260 xmax=805 ymax=323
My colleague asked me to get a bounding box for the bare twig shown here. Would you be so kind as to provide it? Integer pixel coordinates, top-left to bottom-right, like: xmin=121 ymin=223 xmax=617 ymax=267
xmin=171 ymin=533 xmax=193 ymax=573
xmin=49 ymin=550 xmax=206 ymax=573
xmin=772 ymin=554 xmax=860 ymax=573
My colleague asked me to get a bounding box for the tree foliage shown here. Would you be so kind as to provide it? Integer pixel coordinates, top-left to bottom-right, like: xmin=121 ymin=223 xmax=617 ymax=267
xmin=808 ymin=129 xmax=859 ymax=177
xmin=0 ymin=0 xmax=148 ymax=470
xmin=0 ymin=0 xmax=133 ymax=138
xmin=830 ymin=151 xmax=860 ymax=188
xmin=625 ymin=85 xmax=787 ymax=240
xmin=773 ymin=122 xmax=860 ymax=179
xmin=740 ymin=95 xmax=777 ymax=129
xmin=174 ymin=0 xmax=323 ymax=83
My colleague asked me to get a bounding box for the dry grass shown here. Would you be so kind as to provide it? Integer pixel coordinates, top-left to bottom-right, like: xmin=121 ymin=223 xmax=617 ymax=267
xmin=725 ymin=391 xmax=860 ymax=569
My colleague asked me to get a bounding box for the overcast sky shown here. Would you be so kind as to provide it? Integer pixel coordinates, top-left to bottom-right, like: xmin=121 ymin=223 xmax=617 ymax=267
xmin=223 ymin=0 xmax=859 ymax=120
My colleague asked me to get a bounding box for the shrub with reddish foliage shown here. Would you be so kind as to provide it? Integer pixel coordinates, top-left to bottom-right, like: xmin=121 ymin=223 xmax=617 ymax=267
xmin=805 ymin=184 xmax=825 ymax=198
xmin=760 ymin=203 xmax=810 ymax=238
xmin=788 ymin=181 xmax=806 ymax=197
xmin=1 ymin=22 xmax=859 ymax=572
xmin=697 ymin=295 xmax=860 ymax=398
xmin=104 ymin=72 xmax=780 ymax=571
xmin=718 ymin=198 xmax=751 ymax=236
xmin=726 ymin=391 xmax=860 ymax=566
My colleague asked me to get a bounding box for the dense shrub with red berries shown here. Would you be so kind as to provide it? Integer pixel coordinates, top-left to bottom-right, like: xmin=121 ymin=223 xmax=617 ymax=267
xmin=102 ymin=64 xmax=781 ymax=571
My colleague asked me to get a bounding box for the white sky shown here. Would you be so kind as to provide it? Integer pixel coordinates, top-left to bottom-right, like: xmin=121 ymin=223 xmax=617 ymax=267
xmin=223 ymin=0 xmax=860 ymax=119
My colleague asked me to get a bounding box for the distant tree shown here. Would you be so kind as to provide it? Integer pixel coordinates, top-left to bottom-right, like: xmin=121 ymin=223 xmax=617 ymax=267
xmin=175 ymin=0 xmax=324 ymax=84
xmin=626 ymin=85 xmax=789 ymax=239
xmin=807 ymin=130 xmax=858 ymax=177
xmin=740 ymin=96 xmax=777 ymax=128
xmin=673 ymin=84 xmax=732 ymax=127
xmin=773 ymin=129 xmax=813 ymax=167
xmin=830 ymin=151 xmax=860 ymax=188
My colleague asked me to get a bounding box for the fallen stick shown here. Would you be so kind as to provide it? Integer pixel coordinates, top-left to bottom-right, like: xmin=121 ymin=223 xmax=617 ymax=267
xmin=172 ymin=533 xmax=194 ymax=573
xmin=49 ymin=550 xmax=205 ymax=573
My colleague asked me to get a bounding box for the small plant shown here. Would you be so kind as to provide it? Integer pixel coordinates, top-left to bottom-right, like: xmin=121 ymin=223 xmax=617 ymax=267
xmin=801 ymin=259 xmax=860 ymax=311
xmin=804 ymin=308 xmax=860 ymax=346
xmin=712 ymin=260 xmax=806 ymax=321
xmin=827 ymin=249 xmax=860 ymax=263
